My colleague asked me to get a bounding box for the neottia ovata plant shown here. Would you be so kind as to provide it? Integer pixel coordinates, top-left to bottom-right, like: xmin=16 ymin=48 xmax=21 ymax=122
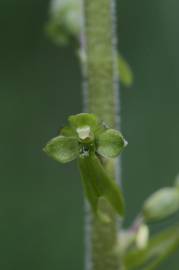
xmin=44 ymin=0 xmax=179 ymax=270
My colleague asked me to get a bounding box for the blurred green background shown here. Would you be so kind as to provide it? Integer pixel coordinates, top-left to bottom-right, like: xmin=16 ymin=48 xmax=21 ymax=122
xmin=0 ymin=0 xmax=179 ymax=269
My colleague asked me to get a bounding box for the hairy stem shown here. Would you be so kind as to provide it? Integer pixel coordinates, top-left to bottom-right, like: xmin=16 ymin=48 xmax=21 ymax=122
xmin=81 ymin=0 xmax=122 ymax=270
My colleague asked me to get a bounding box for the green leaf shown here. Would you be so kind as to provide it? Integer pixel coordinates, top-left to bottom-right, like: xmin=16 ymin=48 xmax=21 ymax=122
xmin=78 ymin=153 xmax=125 ymax=216
xmin=96 ymin=129 xmax=127 ymax=158
xmin=68 ymin=113 xmax=99 ymax=131
xmin=143 ymin=187 xmax=179 ymax=222
xmin=118 ymin=54 xmax=134 ymax=87
xmin=124 ymin=224 xmax=179 ymax=270
xmin=44 ymin=135 xmax=79 ymax=163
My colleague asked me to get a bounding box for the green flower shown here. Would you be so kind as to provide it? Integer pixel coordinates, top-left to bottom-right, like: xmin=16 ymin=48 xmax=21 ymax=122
xmin=44 ymin=113 xmax=127 ymax=162
xmin=44 ymin=113 xmax=127 ymax=217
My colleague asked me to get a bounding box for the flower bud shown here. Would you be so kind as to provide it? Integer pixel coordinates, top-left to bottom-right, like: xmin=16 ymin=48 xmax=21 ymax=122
xmin=135 ymin=224 xmax=149 ymax=250
xmin=143 ymin=187 xmax=179 ymax=222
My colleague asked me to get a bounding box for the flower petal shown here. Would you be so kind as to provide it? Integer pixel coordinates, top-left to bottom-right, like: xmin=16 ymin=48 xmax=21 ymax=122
xmin=96 ymin=129 xmax=127 ymax=158
xmin=44 ymin=136 xmax=79 ymax=163
xmin=60 ymin=126 xmax=76 ymax=137
xmin=68 ymin=113 xmax=99 ymax=131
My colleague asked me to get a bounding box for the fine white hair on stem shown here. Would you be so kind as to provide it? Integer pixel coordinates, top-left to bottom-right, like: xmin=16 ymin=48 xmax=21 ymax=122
xmin=80 ymin=0 xmax=122 ymax=269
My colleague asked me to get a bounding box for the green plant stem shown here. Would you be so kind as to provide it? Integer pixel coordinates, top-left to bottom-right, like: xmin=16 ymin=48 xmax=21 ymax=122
xmin=83 ymin=0 xmax=119 ymax=127
xmin=81 ymin=0 xmax=122 ymax=270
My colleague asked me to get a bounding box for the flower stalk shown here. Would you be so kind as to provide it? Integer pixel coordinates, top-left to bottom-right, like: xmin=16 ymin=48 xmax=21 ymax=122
xmin=81 ymin=0 xmax=122 ymax=269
